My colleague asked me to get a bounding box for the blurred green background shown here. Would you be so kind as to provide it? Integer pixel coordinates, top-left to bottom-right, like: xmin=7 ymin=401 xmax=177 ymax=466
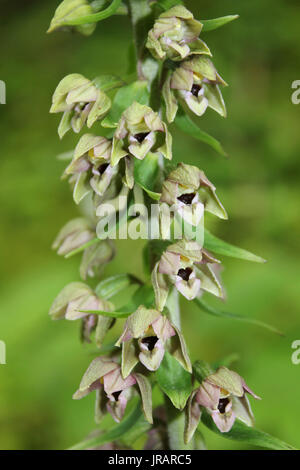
xmin=0 ymin=0 xmax=299 ymax=450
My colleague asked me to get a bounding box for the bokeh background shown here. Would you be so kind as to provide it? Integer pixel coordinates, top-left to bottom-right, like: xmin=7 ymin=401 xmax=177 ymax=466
xmin=0 ymin=0 xmax=299 ymax=450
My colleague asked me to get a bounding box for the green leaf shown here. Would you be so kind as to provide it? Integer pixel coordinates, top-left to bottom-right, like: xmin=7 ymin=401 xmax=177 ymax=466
xmin=129 ymin=284 xmax=155 ymax=309
xmin=212 ymin=353 xmax=239 ymax=370
xmin=93 ymin=74 xmax=125 ymax=93
xmin=84 ymin=284 xmax=155 ymax=318
xmin=95 ymin=273 xmax=142 ymax=299
xmin=80 ymin=309 xmax=132 ymax=318
xmin=174 ymin=111 xmax=227 ymax=157
xmin=201 ymin=15 xmax=239 ymax=32
xmin=192 ymin=360 xmax=214 ymax=384
xmin=101 ymin=81 xmax=150 ymax=128
xmin=194 ymin=298 xmax=283 ymax=336
xmin=64 ymin=237 xmax=99 ymax=259
xmin=201 ymin=410 xmax=296 ymax=450
xmin=68 ymin=400 xmax=143 ymax=450
xmin=156 ymin=352 xmax=192 ymax=410
xmin=134 ymin=152 xmax=161 ymax=200
xmin=204 ymin=229 xmax=266 ymax=263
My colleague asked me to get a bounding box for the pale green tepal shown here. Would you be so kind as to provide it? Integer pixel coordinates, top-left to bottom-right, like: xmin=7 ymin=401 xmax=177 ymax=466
xmin=50 ymin=74 xmax=111 ymax=138
xmin=146 ymin=5 xmax=210 ymax=62
xmin=115 ymin=306 xmax=192 ymax=378
xmin=47 ymin=0 xmax=96 ymax=36
xmin=111 ymin=101 xmax=172 ymax=167
xmin=163 ymin=56 xmax=227 ymax=122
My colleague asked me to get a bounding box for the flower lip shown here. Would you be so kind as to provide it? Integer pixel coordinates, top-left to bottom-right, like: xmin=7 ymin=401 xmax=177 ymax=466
xmin=141 ymin=336 xmax=159 ymax=351
xmin=134 ymin=132 xmax=150 ymax=143
xmin=218 ymin=397 xmax=230 ymax=414
xmin=112 ymin=390 xmax=122 ymax=401
xmin=177 ymin=267 xmax=193 ymax=281
xmin=191 ymin=84 xmax=202 ymax=97
xmin=177 ymin=193 xmax=196 ymax=205
xmin=99 ymin=163 xmax=109 ymax=174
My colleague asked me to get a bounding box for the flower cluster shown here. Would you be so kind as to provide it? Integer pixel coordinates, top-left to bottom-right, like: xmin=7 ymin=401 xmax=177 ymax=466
xmin=48 ymin=1 xmax=261 ymax=451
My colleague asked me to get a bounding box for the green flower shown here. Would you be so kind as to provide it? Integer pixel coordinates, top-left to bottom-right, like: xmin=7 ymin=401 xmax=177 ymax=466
xmin=160 ymin=163 xmax=227 ymax=223
xmin=48 ymin=0 xmax=96 ymax=36
xmin=115 ymin=306 xmax=191 ymax=377
xmin=163 ymin=56 xmax=227 ymax=122
xmin=146 ymin=5 xmax=210 ymax=62
xmin=152 ymin=239 xmax=223 ymax=311
xmin=63 ymin=134 xmax=120 ymax=204
xmin=185 ymin=367 xmax=260 ymax=442
xmin=73 ymin=357 xmax=153 ymax=424
xmin=50 ymin=74 xmax=111 ymax=138
xmin=111 ymin=102 xmax=172 ymax=168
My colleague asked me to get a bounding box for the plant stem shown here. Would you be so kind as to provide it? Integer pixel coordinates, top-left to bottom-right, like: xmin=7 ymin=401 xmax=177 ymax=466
xmin=165 ymin=287 xmax=194 ymax=449
xmin=127 ymin=0 xmax=153 ymax=80
xmin=128 ymin=1 xmax=191 ymax=450
xmin=165 ymin=398 xmax=194 ymax=450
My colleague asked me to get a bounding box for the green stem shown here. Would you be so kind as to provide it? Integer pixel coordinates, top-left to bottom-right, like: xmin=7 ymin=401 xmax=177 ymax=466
xmin=127 ymin=0 xmax=153 ymax=80
xmin=63 ymin=0 xmax=122 ymax=25
xmin=165 ymin=399 xmax=194 ymax=450
xmin=165 ymin=287 xmax=194 ymax=450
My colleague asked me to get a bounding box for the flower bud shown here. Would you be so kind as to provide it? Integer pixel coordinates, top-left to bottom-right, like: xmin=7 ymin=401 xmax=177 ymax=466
xmin=146 ymin=6 xmax=209 ymax=62
xmin=48 ymin=0 xmax=96 ymax=36
xmin=52 ymin=218 xmax=95 ymax=256
xmin=50 ymin=74 xmax=111 ymax=138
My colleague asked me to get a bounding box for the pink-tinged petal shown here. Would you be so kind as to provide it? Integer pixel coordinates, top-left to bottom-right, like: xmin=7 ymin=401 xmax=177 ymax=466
xmin=232 ymin=396 xmax=255 ymax=427
xmin=176 ymin=277 xmax=201 ymax=300
xmin=196 ymin=381 xmax=220 ymax=410
xmin=184 ymin=390 xmax=202 ymax=444
xmin=159 ymin=251 xmax=181 ymax=275
xmin=66 ymin=294 xmax=100 ymax=320
xmin=139 ymin=340 xmax=165 ymax=371
xmin=103 ymin=368 xmax=136 ymax=395
xmin=107 ymin=388 xmax=131 ymax=423
xmin=152 ymin=315 xmax=176 ymax=341
xmin=242 ymin=378 xmax=261 ymax=400
xmin=211 ymin=408 xmax=236 ymax=433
